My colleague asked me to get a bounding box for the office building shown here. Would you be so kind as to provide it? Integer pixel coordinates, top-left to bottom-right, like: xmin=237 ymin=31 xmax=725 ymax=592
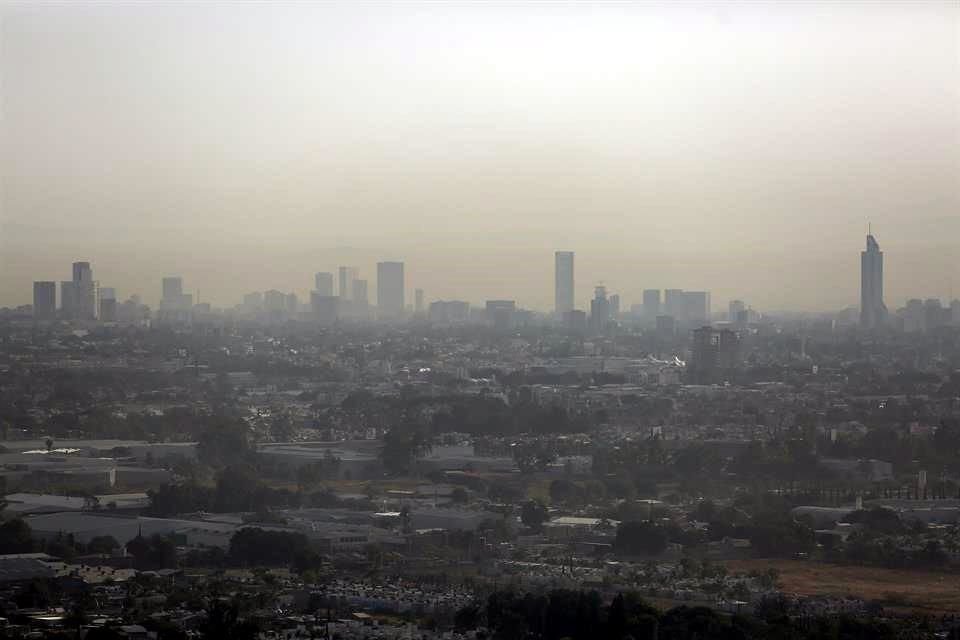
xmin=243 ymin=292 xmax=263 ymax=312
xmin=352 ymin=279 xmax=369 ymax=308
xmin=903 ymin=298 xmax=924 ymax=333
xmin=554 ymin=251 xmax=575 ymax=314
xmin=684 ymin=291 xmax=711 ymax=327
xmin=642 ymin=289 xmax=661 ymax=320
xmin=729 ymin=300 xmax=746 ymax=324
xmin=99 ymin=288 xmax=118 ymax=322
xmin=415 ymin=288 xmax=424 ymax=314
xmin=264 ymin=290 xmax=287 ymax=312
xmin=860 ymin=232 xmax=887 ymax=329
xmin=688 ymin=327 xmax=740 ymax=384
xmin=311 ymin=292 xmax=340 ymax=325
xmin=655 ymin=315 xmax=677 ymax=337
xmin=589 ymin=286 xmax=610 ymax=334
xmin=376 ymin=261 xmax=405 ymax=317
xmin=428 ymin=300 xmax=470 ymax=324
xmin=664 ymin=289 xmax=685 ymax=322
xmin=339 ymin=267 xmax=358 ymax=300
xmin=60 ymin=281 xmax=76 ymax=318
xmin=314 ymin=272 xmax=334 ymax=297
xmin=609 ymin=293 xmax=621 ymax=318
xmin=162 ymin=277 xmax=183 ymax=302
xmin=564 ymin=309 xmax=588 ymax=332
xmin=72 ymin=261 xmax=96 ymax=320
xmin=33 ymin=282 xmax=56 ymax=319
xmin=486 ymin=300 xmax=517 ymax=331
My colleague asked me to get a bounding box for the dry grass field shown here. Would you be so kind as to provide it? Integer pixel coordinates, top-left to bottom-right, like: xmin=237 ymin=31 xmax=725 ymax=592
xmin=725 ymin=559 xmax=960 ymax=614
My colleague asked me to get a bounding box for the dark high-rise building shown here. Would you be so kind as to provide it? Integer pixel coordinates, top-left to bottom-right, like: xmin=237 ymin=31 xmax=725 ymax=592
xmin=72 ymin=261 xmax=96 ymax=320
xmin=554 ymin=251 xmax=574 ymax=314
xmin=376 ymin=261 xmax=405 ymax=317
xmin=315 ymin=272 xmax=334 ymax=297
xmin=860 ymin=233 xmax=886 ymax=329
xmin=33 ymin=281 xmax=56 ymax=319
xmin=688 ymin=327 xmax=740 ymax=384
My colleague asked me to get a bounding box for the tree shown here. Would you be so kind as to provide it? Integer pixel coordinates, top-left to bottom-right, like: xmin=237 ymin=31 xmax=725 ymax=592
xmin=201 ymin=600 xmax=261 ymax=640
xmin=88 ymin=535 xmax=120 ymax=554
xmin=0 ymin=518 xmax=34 ymax=554
xmin=381 ymin=422 xmax=431 ymax=475
xmin=614 ymin=521 xmax=668 ymax=557
xmin=521 ymin=500 xmax=549 ymax=532
xmin=228 ymin=528 xmax=312 ymax=566
xmin=197 ymin=419 xmax=251 ymax=469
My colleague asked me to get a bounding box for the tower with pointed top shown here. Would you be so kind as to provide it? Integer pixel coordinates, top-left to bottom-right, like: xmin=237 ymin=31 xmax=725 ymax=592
xmin=860 ymin=232 xmax=887 ymax=329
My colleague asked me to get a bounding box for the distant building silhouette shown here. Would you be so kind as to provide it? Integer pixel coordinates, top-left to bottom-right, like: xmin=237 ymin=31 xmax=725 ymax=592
xmin=60 ymin=281 xmax=76 ymax=318
xmin=414 ymin=288 xmax=424 ymax=314
xmin=589 ymin=285 xmax=610 ymax=334
xmin=428 ymin=300 xmax=470 ymax=324
xmin=642 ymin=289 xmax=661 ymax=321
xmin=860 ymin=233 xmax=887 ymax=329
xmin=314 ymin=272 xmax=334 ymax=297
xmin=485 ymin=300 xmax=517 ymax=331
xmin=554 ymin=251 xmax=574 ymax=314
xmin=72 ymin=261 xmax=96 ymax=320
xmin=33 ymin=281 xmax=56 ymax=320
xmin=376 ymin=261 xmax=405 ymax=317
xmin=664 ymin=289 xmax=685 ymax=324
xmin=338 ymin=266 xmax=358 ymax=301
xmin=311 ymin=292 xmax=339 ymax=325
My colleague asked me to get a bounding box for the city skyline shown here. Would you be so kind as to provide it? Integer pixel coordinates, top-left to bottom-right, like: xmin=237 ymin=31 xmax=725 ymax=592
xmin=2 ymin=2 xmax=958 ymax=311
xmin=18 ymin=231 xmax=960 ymax=320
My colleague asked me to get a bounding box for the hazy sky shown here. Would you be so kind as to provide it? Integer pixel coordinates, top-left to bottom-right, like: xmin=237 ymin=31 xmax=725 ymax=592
xmin=2 ymin=1 xmax=958 ymax=312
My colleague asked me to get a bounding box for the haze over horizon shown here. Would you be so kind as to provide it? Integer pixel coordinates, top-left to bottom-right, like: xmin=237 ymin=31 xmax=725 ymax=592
xmin=2 ymin=1 xmax=958 ymax=312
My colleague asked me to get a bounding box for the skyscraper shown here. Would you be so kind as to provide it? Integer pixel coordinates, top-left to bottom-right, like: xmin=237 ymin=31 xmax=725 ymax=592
xmin=377 ymin=261 xmax=405 ymax=317
xmin=72 ymin=261 xmax=96 ymax=320
xmin=60 ymin=281 xmax=76 ymax=318
xmin=664 ymin=289 xmax=685 ymax=321
xmin=338 ymin=267 xmax=358 ymax=300
xmin=415 ymin=288 xmax=424 ymax=314
xmin=554 ymin=251 xmax=574 ymax=314
xmin=642 ymin=289 xmax=661 ymax=320
xmin=99 ymin=287 xmax=118 ymax=322
xmin=589 ymin=285 xmax=610 ymax=334
xmin=33 ymin=281 xmax=56 ymax=319
xmin=352 ymin=279 xmax=369 ymax=308
xmin=729 ymin=300 xmax=746 ymax=325
xmin=314 ymin=272 xmax=334 ymax=297
xmin=683 ymin=291 xmax=711 ymax=327
xmin=162 ymin=277 xmax=183 ymax=302
xmin=860 ymin=232 xmax=887 ymax=329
